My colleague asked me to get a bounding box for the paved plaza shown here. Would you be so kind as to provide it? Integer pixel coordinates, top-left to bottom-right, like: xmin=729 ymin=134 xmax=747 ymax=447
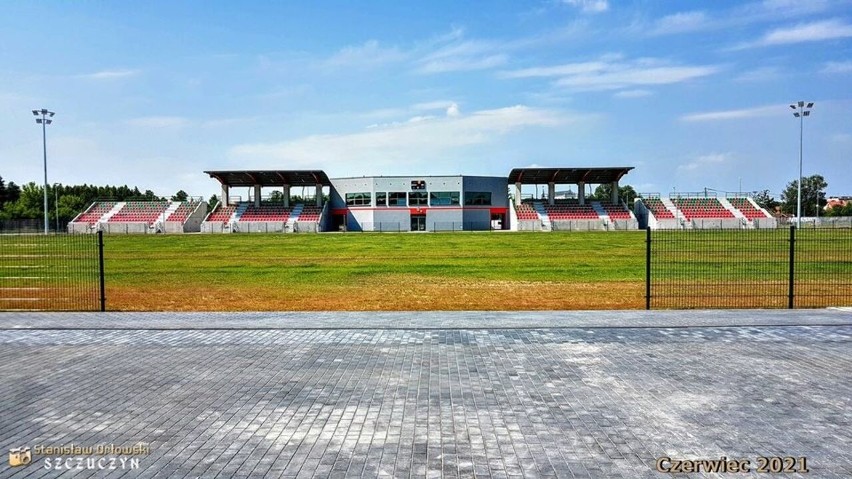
xmin=0 ymin=310 xmax=850 ymax=478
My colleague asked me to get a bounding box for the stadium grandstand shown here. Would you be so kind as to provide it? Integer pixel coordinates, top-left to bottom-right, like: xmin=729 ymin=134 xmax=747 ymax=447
xmin=634 ymin=193 xmax=776 ymax=229
xmin=68 ymin=198 xmax=207 ymax=234
xmin=201 ymin=170 xmax=330 ymax=233
xmin=508 ymin=167 xmax=638 ymax=231
xmin=65 ymin=165 xmax=790 ymax=233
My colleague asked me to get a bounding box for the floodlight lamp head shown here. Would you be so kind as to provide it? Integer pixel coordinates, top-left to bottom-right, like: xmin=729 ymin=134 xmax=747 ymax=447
xmin=806 ymin=102 xmax=814 ymax=109
xmin=48 ymin=111 xmax=55 ymax=117
xmin=45 ymin=119 xmax=52 ymax=124
xmin=789 ymin=104 xmax=796 ymax=110
xmin=798 ymin=101 xmax=804 ymax=107
xmin=36 ymin=118 xmax=43 ymax=123
xmin=803 ymin=111 xmax=810 ymax=117
xmin=793 ymin=112 xmax=800 ymax=117
xmin=32 ymin=109 xmax=39 ymax=116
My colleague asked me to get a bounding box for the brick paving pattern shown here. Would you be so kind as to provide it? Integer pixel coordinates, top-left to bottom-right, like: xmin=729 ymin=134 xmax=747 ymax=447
xmin=0 ymin=313 xmax=850 ymax=478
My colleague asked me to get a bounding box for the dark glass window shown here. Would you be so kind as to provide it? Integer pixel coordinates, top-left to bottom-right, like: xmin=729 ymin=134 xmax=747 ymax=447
xmin=430 ymin=191 xmax=460 ymax=206
xmin=464 ymin=192 xmax=492 ymax=206
xmin=345 ymin=192 xmax=371 ymax=206
xmin=409 ymin=191 xmax=428 ymax=206
xmin=389 ymin=192 xmax=407 ymax=206
xmin=376 ymin=192 xmax=387 ymax=207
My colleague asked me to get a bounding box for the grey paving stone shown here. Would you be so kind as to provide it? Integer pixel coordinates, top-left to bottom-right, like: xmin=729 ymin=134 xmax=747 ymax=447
xmin=0 ymin=313 xmax=849 ymax=478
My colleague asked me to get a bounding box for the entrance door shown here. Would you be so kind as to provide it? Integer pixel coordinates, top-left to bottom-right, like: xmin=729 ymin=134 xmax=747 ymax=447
xmin=410 ymin=214 xmax=426 ymax=231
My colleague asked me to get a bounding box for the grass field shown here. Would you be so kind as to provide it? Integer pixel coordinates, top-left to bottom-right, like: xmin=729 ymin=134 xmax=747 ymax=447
xmin=3 ymin=229 xmax=848 ymax=311
xmin=104 ymin=232 xmax=647 ymax=311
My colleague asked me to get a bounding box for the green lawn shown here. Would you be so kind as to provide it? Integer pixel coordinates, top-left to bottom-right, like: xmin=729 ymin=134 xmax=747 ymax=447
xmin=3 ymin=229 xmax=848 ymax=311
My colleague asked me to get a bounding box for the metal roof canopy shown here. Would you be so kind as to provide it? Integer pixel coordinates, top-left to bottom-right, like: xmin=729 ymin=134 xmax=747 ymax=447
xmin=507 ymin=167 xmax=634 ymax=185
xmin=205 ymin=170 xmax=331 ymax=187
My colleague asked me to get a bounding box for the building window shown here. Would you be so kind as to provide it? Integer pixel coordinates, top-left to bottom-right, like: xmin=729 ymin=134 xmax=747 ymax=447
xmin=430 ymin=191 xmax=460 ymax=206
xmin=409 ymin=191 xmax=428 ymax=206
xmin=345 ymin=192 xmax=371 ymax=206
xmin=376 ymin=192 xmax=387 ymax=207
xmin=389 ymin=192 xmax=407 ymax=206
xmin=464 ymin=192 xmax=492 ymax=206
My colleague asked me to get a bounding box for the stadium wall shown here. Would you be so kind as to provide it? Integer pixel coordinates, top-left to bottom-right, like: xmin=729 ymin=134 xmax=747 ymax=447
xmin=329 ymin=175 xmax=507 ymax=232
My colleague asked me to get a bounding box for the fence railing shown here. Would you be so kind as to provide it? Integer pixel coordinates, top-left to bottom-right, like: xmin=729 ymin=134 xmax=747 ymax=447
xmin=646 ymin=225 xmax=852 ymax=309
xmin=0 ymin=231 xmax=105 ymax=311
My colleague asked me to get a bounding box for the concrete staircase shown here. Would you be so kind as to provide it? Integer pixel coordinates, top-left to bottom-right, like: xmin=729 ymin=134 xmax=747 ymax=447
xmin=532 ymin=202 xmax=551 ymax=231
xmin=100 ymin=202 xmax=125 ymax=222
xmin=232 ymin=203 xmax=249 ymax=222
xmin=286 ymin=204 xmax=303 ymax=229
xmin=718 ymin=197 xmax=745 ymax=220
xmin=660 ymin=197 xmax=681 ymax=219
xmin=157 ymin=201 xmax=182 ymax=224
xmin=590 ymin=202 xmax=608 ymax=220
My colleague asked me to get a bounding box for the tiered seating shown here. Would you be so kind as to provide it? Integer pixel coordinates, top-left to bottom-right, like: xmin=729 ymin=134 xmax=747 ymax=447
xmin=109 ymin=201 xmax=170 ymax=225
xmin=74 ymin=201 xmax=116 ymax=225
xmin=597 ymin=202 xmax=632 ymax=219
xmin=206 ymin=204 xmax=236 ymax=224
xmin=239 ymin=203 xmax=291 ymax=222
xmin=641 ymin=197 xmax=675 ymax=219
xmin=297 ymin=205 xmax=321 ymax=222
xmin=673 ymin=198 xmax=734 ymax=220
xmin=729 ymin=198 xmax=769 ymax=220
xmin=515 ymin=203 xmax=539 ymax=220
xmin=543 ymin=201 xmax=599 ymax=220
xmin=165 ymin=202 xmax=197 ymax=223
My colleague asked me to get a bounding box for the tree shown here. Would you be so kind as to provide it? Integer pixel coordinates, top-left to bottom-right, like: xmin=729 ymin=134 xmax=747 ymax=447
xmin=591 ymin=183 xmax=638 ymax=207
xmin=207 ymin=194 xmax=219 ymax=206
xmin=5 ymin=181 xmax=20 ymax=204
xmin=752 ymin=189 xmax=779 ymax=212
xmin=825 ymin=202 xmax=852 ymax=217
xmin=171 ymin=190 xmax=188 ymax=201
xmin=780 ymin=174 xmax=827 ymax=216
xmin=0 ymin=175 xmax=6 ymax=205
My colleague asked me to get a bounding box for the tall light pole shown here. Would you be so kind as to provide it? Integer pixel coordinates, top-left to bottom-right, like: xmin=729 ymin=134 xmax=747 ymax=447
xmin=54 ymin=183 xmax=60 ymax=232
xmin=789 ymin=101 xmax=813 ymax=227
xmin=32 ymin=108 xmax=55 ymax=234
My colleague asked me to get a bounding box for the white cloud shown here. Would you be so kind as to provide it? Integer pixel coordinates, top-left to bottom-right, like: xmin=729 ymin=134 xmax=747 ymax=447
xmin=738 ymin=19 xmax=852 ymax=48
xmin=821 ymin=60 xmax=852 ymax=74
xmin=680 ymin=105 xmax=780 ymax=122
xmin=79 ymin=69 xmax=140 ymax=80
xmin=411 ymin=100 xmax=458 ymax=111
xmin=323 ymin=40 xmax=406 ymax=69
xmin=126 ymin=116 xmax=191 ymax=128
xmin=677 ymin=153 xmax=732 ymax=172
xmin=414 ymin=39 xmax=508 ymax=74
xmin=734 ymin=66 xmax=781 ymax=82
xmin=446 ymin=103 xmax=461 ymax=117
xmin=499 ymin=61 xmax=608 ymax=79
xmin=651 ymin=11 xmax=709 ymax=35
xmin=563 ymin=0 xmax=609 ymax=14
xmin=502 ymin=56 xmax=720 ymax=92
xmin=228 ymin=105 xmax=568 ymax=171
xmin=559 ymin=62 xmax=719 ymax=91
xmin=613 ymin=89 xmax=653 ymax=99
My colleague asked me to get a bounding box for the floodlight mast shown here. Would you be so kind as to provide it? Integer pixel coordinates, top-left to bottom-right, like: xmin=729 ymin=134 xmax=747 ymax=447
xmin=790 ymin=101 xmax=813 ymax=228
xmin=33 ymin=108 xmax=55 ymax=234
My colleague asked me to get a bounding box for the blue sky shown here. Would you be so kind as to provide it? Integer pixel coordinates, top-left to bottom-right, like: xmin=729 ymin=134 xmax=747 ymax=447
xmin=1 ymin=0 xmax=851 ymax=198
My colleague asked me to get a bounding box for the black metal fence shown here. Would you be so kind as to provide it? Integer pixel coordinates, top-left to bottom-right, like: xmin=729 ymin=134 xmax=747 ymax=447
xmin=646 ymin=225 xmax=852 ymax=309
xmin=0 ymin=231 xmax=105 ymax=311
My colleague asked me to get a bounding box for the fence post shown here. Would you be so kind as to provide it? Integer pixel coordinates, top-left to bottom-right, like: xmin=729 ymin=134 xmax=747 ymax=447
xmin=645 ymin=226 xmax=651 ymax=310
xmin=788 ymin=225 xmax=795 ymax=309
xmin=98 ymin=230 xmax=106 ymax=312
